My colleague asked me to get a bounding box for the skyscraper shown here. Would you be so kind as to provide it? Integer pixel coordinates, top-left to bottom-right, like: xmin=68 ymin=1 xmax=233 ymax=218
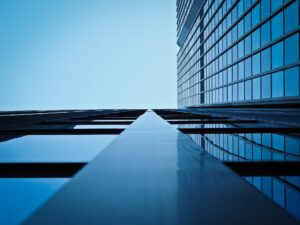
xmin=176 ymin=0 xmax=300 ymax=221
xmin=177 ymin=0 xmax=299 ymax=107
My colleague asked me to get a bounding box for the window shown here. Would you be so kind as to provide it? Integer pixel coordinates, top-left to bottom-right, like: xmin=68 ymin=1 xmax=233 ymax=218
xmin=244 ymin=0 xmax=252 ymax=11
xmin=238 ymin=0 xmax=244 ymax=18
xmin=245 ymin=35 xmax=252 ymax=55
xmin=285 ymin=67 xmax=299 ymax=97
xmin=228 ymin=67 xmax=232 ymax=83
xmin=233 ymin=84 xmax=238 ymax=101
xmin=227 ymin=49 xmax=232 ymax=65
xmin=285 ymin=34 xmax=299 ymax=66
xmin=252 ymin=53 xmax=261 ymax=75
xmin=252 ymin=4 xmax=260 ymax=27
xmin=245 ymin=57 xmax=252 ymax=77
xmin=233 ymin=45 xmax=238 ymax=62
xmin=238 ymin=20 xmax=244 ymax=38
xmin=252 ymin=28 xmax=260 ymax=51
xmin=271 ymin=12 xmax=283 ymax=40
xmin=272 ymin=134 xmax=284 ymax=151
xmin=261 ymin=22 xmax=271 ymax=46
xmin=245 ymin=80 xmax=252 ymax=100
xmin=284 ymin=1 xmax=299 ymax=33
xmin=238 ymin=40 xmax=244 ymax=58
xmin=272 ymin=41 xmax=284 ymax=69
xmin=262 ymin=74 xmax=271 ymax=98
xmin=232 ymin=26 xmax=238 ymax=43
xmin=233 ymin=65 xmax=238 ymax=81
xmin=286 ymin=136 xmax=300 ymax=155
xmin=271 ymin=0 xmax=283 ymax=13
xmin=238 ymin=61 xmax=244 ymax=80
xmin=261 ymin=48 xmax=271 ymax=72
xmin=245 ymin=13 xmax=252 ymax=33
xmin=272 ymin=71 xmax=284 ymax=98
xmin=261 ymin=0 xmax=271 ymax=20
xmin=228 ymin=85 xmax=233 ymax=101
xmin=253 ymin=77 xmax=261 ymax=99
xmin=238 ymin=82 xmax=245 ymax=100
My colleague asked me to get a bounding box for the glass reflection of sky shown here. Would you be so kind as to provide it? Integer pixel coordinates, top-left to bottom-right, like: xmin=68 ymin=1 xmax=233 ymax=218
xmin=0 ymin=178 xmax=68 ymax=225
xmin=0 ymin=135 xmax=116 ymax=162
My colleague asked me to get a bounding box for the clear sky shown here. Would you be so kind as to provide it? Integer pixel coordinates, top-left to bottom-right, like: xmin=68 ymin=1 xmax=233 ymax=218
xmin=0 ymin=0 xmax=177 ymax=110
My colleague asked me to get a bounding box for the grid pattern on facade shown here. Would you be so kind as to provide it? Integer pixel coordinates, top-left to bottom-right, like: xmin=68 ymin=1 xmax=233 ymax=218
xmin=177 ymin=0 xmax=300 ymax=107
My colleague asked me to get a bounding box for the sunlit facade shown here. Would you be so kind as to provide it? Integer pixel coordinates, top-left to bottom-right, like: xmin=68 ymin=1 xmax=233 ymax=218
xmin=177 ymin=0 xmax=300 ymax=107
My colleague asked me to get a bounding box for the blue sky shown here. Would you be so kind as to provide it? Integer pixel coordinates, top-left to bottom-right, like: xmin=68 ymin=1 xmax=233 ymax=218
xmin=0 ymin=0 xmax=177 ymax=110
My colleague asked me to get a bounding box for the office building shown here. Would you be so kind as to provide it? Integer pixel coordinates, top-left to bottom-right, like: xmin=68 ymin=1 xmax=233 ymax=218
xmin=176 ymin=0 xmax=300 ymax=222
xmin=177 ymin=0 xmax=299 ymax=107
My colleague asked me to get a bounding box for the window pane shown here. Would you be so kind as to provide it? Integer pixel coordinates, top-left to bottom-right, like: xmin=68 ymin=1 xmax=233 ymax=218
xmin=284 ymin=1 xmax=299 ymax=33
xmin=261 ymin=48 xmax=271 ymax=72
xmin=272 ymin=41 xmax=284 ymax=69
xmin=261 ymin=0 xmax=271 ymax=20
xmin=252 ymin=53 xmax=261 ymax=75
xmin=228 ymin=85 xmax=233 ymax=101
xmin=238 ymin=40 xmax=244 ymax=58
xmin=262 ymin=74 xmax=271 ymax=98
xmin=252 ymin=28 xmax=260 ymax=51
xmin=286 ymin=136 xmax=300 ymax=155
xmin=253 ymin=77 xmax=261 ymax=99
xmin=271 ymin=12 xmax=283 ymax=40
xmin=245 ymin=57 xmax=252 ymax=77
xmin=245 ymin=35 xmax=252 ymax=55
xmin=238 ymin=20 xmax=244 ymax=38
xmin=233 ymin=65 xmax=238 ymax=81
xmin=245 ymin=80 xmax=252 ymax=100
xmin=261 ymin=21 xmax=271 ymax=46
xmin=233 ymin=45 xmax=238 ymax=62
xmin=285 ymin=67 xmax=299 ymax=97
xmin=238 ymin=61 xmax=244 ymax=80
xmin=228 ymin=67 xmax=232 ymax=83
xmin=271 ymin=0 xmax=283 ymax=12
xmin=238 ymin=0 xmax=244 ymax=18
xmin=245 ymin=13 xmax=252 ymax=33
xmin=233 ymin=84 xmax=238 ymax=101
xmin=252 ymin=4 xmax=260 ymax=27
xmin=238 ymin=82 xmax=245 ymax=100
xmin=285 ymin=34 xmax=299 ymax=66
xmin=244 ymin=0 xmax=252 ymax=11
xmin=272 ymin=71 xmax=284 ymax=97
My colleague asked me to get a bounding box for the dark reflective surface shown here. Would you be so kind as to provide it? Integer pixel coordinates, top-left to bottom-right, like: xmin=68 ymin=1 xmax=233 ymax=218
xmin=183 ymin=127 xmax=300 ymax=162
xmin=0 ymin=178 xmax=68 ymax=225
xmin=0 ymin=135 xmax=116 ymax=162
xmin=244 ymin=176 xmax=300 ymax=221
xmin=23 ymin=112 xmax=299 ymax=225
xmin=182 ymin=123 xmax=300 ymax=221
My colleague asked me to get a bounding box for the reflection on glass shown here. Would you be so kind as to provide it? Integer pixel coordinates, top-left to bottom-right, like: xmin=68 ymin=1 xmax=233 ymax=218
xmin=0 ymin=178 xmax=68 ymax=225
xmin=179 ymin=123 xmax=300 ymax=162
xmin=0 ymin=135 xmax=116 ymax=162
xmin=181 ymin=121 xmax=300 ymax=221
xmin=244 ymin=176 xmax=300 ymax=221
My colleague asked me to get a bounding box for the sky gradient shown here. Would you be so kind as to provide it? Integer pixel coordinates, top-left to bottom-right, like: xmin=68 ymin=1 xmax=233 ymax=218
xmin=0 ymin=0 xmax=177 ymax=110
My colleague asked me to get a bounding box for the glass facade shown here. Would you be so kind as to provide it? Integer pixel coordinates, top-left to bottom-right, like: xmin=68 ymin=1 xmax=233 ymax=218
xmin=177 ymin=0 xmax=300 ymax=107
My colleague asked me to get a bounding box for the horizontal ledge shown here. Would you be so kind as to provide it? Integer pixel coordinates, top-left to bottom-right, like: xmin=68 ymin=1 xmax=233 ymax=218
xmin=169 ymin=120 xmax=258 ymax=124
xmin=78 ymin=117 xmax=138 ymax=120
xmin=0 ymin=161 xmax=299 ymax=178
xmin=41 ymin=121 xmax=133 ymax=125
xmin=0 ymin=163 xmax=86 ymax=178
xmin=179 ymin=127 xmax=300 ymax=134
xmin=0 ymin=129 xmax=125 ymax=135
xmin=224 ymin=161 xmax=300 ymax=176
